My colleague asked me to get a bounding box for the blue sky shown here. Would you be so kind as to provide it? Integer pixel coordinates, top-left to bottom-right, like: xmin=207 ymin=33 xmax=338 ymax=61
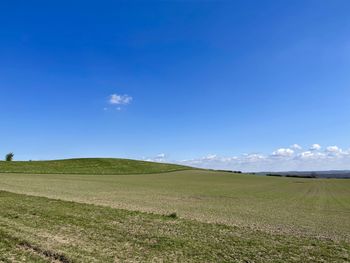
xmin=1 ymin=1 xmax=350 ymax=171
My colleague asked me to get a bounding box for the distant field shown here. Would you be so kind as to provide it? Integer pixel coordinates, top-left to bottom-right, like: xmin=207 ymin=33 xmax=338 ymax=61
xmin=0 ymin=158 xmax=191 ymax=175
xmin=0 ymin=169 xmax=349 ymax=241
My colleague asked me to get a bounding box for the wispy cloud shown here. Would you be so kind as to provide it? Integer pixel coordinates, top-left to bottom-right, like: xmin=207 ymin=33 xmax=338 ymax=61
xmin=109 ymin=94 xmax=132 ymax=105
xmin=106 ymin=93 xmax=133 ymax=111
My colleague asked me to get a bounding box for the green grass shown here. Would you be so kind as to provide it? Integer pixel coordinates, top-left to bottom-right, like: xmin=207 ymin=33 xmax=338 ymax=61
xmin=0 ymin=170 xmax=349 ymax=242
xmin=0 ymin=191 xmax=349 ymax=262
xmin=0 ymin=158 xmax=191 ymax=175
xmin=0 ymin=159 xmax=349 ymax=261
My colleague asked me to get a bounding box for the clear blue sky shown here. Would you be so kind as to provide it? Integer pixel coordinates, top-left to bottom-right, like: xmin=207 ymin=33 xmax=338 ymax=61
xmin=1 ymin=1 xmax=349 ymax=171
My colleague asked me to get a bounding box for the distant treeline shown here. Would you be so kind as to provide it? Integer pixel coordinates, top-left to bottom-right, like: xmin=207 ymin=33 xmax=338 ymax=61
xmin=266 ymin=173 xmax=316 ymax=178
xmin=214 ymin=169 xmax=242 ymax=173
xmin=265 ymin=173 xmax=350 ymax=179
xmin=266 ymin=173 xmax=283 ymax=177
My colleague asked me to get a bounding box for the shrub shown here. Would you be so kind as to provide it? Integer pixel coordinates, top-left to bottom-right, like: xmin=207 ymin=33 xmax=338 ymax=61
xmin=168 ymin=212 xmax=177 ymax=219
xmin=5 ymin=152 xmax=14 ymax=162
xmin=266 ymin=173 xmax=282 ymax=177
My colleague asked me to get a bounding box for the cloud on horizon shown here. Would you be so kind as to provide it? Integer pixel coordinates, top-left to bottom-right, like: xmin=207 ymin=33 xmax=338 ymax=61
xmin=143 ymin=153 xmax=167 ymax=163
xmin=169 ymin=144 xmax=350 ymax=172
xmin=290 ymin=144 xmax=302 ymax=150
xmin=310 ymin=144 xmax=321 ymax=151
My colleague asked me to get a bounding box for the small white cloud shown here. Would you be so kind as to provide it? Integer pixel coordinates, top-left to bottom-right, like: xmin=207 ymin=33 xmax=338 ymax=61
xmin=109 ymin=94 xmax=132 ymax=105
xmin=310 ymin=144 xmax=321 ymax=151
xmin=299 ymin=151 xmax=313 ymax=159
xmin=203 ymin=154 xmax=218 ymax=161
xmin=156 ymin=153 xmax=166 ymax=158
xmin=144 ymin=153 xmax=167 ymax=163
xmin=244 ymin=153 xmax=265 ymax=161
xmin=290 ymin=144 xmax=302 ymax=150
xmin=298 ymin=151 xmax=325 ymax=159
xmin=272 ymin=148 xmax=294 ymax=157
xmin=326 ymin=145 xmax=340 ymax=152
xmin=325 ymin=146 xmax=343 ymax=156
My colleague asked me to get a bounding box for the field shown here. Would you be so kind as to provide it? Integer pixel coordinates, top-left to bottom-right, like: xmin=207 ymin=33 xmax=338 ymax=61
xmin=0 ymin=159 xmax=349 ymax=262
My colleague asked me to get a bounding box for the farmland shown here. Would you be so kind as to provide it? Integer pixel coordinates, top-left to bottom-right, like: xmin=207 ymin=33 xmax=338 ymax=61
xmin=0 ymin=159 xmax=349 ymax=262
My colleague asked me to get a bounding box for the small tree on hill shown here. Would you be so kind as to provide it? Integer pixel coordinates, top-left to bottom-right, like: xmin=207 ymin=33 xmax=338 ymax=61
xmin=5 ymin=152 xmax=14 ymax=162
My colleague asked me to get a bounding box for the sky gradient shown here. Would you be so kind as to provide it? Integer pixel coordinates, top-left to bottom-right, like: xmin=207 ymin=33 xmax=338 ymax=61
xmin=1 ymin=1 xmax=350 ymax=171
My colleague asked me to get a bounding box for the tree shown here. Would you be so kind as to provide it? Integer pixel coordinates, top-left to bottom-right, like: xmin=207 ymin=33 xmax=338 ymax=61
xmin=5 ymin=152 xmax=14 ymax=162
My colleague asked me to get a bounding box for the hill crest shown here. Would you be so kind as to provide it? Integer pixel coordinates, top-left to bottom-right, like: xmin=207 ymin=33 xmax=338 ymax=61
xmin=0 ymin=158 xmax=193 ymax=175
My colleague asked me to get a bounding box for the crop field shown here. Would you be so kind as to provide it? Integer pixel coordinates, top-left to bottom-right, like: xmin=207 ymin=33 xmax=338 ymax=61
xmin=0 ymin=159 xmax=349 ymax=262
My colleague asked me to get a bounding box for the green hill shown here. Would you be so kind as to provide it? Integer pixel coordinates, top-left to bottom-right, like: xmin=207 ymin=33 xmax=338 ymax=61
xmin=0 ymin=158 xmax=193 ymax=175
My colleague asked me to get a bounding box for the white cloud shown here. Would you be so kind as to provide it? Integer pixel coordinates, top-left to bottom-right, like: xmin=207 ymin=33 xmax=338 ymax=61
xmin=298 ymin=151 xmax=325 ymax=160
xmin=177 ymin=144 xmax=350 ymax=172
xmin=156 ymin=153 xmax=166 ymax=158
xmin=272 ymin=148 xmax=294 ymax=157
xmin=202 ymin=154 xmax=218 ymax=160
xmin=299 ymin=151 xmax=313 ymax=159
xmin=325 ymin=146 xmax=349 ymax=157
xmin=326 ymin=145 xmax=341 ymax=153
xmin=143 ymin=153 xmax=167 ymax=163
xmin=109 ymin=94 xmax=132 ymax=105
xmin=290 ymin=144 xmax=302 ymax=150
xmin=244 ymin=153 xmax=265 ymax=161
xmin=310 ymin=144 xmax=321 ymax=151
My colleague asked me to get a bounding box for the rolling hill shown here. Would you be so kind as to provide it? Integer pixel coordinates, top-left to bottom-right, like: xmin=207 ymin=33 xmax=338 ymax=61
xmin=0 ymin=158 xmax=192 ymax=175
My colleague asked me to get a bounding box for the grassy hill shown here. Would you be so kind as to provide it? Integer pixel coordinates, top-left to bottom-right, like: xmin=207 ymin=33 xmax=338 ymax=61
xmin=0 ymin=158 xmax=192 ymax=175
